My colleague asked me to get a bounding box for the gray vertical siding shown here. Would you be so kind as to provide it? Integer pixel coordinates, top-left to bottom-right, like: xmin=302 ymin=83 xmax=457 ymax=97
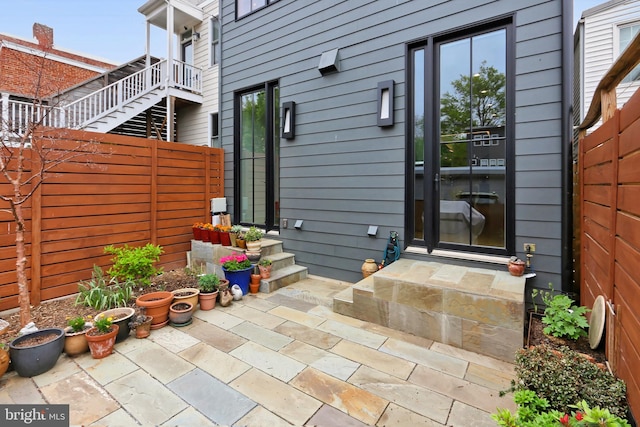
xmin=220 ymin=0 xmax=568 ymax=285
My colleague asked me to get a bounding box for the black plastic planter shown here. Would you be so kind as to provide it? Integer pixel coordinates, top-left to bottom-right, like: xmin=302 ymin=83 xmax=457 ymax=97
xmin=9 ymin=328 xmax=65 ymax=377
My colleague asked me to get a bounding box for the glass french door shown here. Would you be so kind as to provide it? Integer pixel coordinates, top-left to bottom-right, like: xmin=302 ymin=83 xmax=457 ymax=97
xmin=236 ymin=83 xmax=280 ymax=230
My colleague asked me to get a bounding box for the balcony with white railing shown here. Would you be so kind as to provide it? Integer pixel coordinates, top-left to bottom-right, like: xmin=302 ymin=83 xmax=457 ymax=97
xmin=1 ymin=59 xmax=202 ymax=137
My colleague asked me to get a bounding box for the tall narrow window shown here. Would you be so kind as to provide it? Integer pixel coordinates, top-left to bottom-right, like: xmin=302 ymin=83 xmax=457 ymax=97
xmin=210 ymin=17 xmax=220 ymax=66
xmin=236 ymin=82 xmax=280 ymax=230
xmin=409 ymin=20 xmax=513 ymax=255
xmin=210 ymin=113 xmax=219 ymax=148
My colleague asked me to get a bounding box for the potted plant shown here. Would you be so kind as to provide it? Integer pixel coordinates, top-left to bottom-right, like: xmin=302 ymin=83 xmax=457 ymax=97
xmin=0 ymin=343 xmax=9 ymax=378
xmin=85 ymin=316 xmax=119 ymax=359
xmin=230 ymin=225 xmax=243 ymax=247
xmin=64 ymin=315 xmax=93 ymax=356
xmin=244 ymin=226 xmax=263 ymax=252
xmin=250 ymin=267 xmax=261 ymax=294
xmin=235 ymin=230 xmax=247 ymax=249
xmin=218 ymin=225 xmax=232 ymax=246
xmin=258 ymin=258 xmax=272 ymax=279
xmin=128 ymin=309 xmax=153 ymax=339
xmin=220 ymin=253 xmax=253 ymax=295
xmin=192 ymin=222 xmax=204 ymax=240
xmin=9 ymin=328 xmax=66 ymax=377
xmin=198 ymin=274 xmax=223 ymax=311
xmin=96 ymin=307 xmax=135 ymax=343
xmin=135 ymin=291 xmax=174 ymax=329
xmin=201 ymin=223 xmax=213 ymax=242
xmin=171 ymin=287 xmax=200 ymax=312
xmin=169 ymin=301 xmax=194 ymax=325
xmin=210 ymin=224 xmax=222 ymax=244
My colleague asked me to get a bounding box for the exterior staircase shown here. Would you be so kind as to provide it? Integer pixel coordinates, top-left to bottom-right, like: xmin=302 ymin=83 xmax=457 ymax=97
xmin=189 ymin=238 xmax=308 ymax=293
xmin=2 ymin=56 xmax=202 ymax=139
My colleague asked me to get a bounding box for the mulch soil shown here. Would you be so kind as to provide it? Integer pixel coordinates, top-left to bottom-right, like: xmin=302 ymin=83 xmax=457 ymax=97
xmin=526 ymin=312 xmax=606 ymax=364
xmin=0 ymin=269 xmax=199 ymax=346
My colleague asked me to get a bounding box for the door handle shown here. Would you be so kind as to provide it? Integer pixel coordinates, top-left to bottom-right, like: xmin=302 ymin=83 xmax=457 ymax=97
xmin=434 ymin=173 xmax=440 ymax=192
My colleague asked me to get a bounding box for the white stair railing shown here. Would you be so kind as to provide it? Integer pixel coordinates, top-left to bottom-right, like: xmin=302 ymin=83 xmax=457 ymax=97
xmin=1 ymin=60 xmax=203 ymax=134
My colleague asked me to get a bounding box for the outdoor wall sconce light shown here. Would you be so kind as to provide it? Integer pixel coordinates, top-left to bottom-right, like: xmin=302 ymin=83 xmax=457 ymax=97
xmin=367 ymin=225 xmax=378 ymax=237
xmin=192 ymin=31 xmax=201 ymax=41
xmin=318 ymin=48 xmax=340 ymax=75
xmin=377 ymin=80 xmax=394 ymax=127
xmin=294 ymin=220 xmax=304 ymax=230
xmin=282 ymin=101 xmax=295 ymax=139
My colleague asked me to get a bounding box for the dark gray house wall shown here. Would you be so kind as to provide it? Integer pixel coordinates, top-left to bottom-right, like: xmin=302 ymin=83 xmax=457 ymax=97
xmin=219 ymin=0 xmax=571 ymax=289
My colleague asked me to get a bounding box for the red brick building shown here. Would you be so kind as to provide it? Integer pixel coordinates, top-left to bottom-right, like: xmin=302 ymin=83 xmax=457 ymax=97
xmin=0 ymin=23 xmax=116 ymax=99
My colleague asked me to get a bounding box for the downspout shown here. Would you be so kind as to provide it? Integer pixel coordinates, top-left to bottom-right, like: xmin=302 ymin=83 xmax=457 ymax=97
xmin=561 ymin=0 xmax=574 ymax=293
xmin=166 ymin=1 xmax=174 ymax=142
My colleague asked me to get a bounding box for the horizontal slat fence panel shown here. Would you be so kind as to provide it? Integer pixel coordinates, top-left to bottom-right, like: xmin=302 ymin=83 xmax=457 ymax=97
xmin=0 ymin=129 xmax=223 ymax=312
xmin=580 ymin=88 xmax=640 ymax=419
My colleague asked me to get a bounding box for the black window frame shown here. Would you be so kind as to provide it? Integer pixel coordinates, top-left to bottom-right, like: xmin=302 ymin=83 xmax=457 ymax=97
xmin=406 ymin=16 xmax=516 ymax=256
xmin=236 ymin=0 xmax=279 ymax=20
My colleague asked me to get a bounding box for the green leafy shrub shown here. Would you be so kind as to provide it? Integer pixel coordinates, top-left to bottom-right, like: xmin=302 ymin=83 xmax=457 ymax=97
xmin=104 ymin=243 xmax=163 ymax=286
xmin=512 ymin=344 xmax=628 ymax=418
xmin=75 ymin=265 xmax=133 ymax=310
xmin=243 ymin=226 xmax=263 ymax=242
xmin=541 ymin=293 xmax=589 ymax=340
xmin=198 ymin=274 xmax=220 ymax=293
xmin=493 ymin=391 xmax=630 ymax=427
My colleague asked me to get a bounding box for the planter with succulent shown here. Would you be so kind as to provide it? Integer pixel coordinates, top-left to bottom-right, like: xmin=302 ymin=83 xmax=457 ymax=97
xmin=230 ymin=225 xmax=243 ymax=247
xmin=258 ymin=258 xmax=273 ymax=279
xmin=64 ymin=315 xmax=93 ymax=356
xmin=198 ymin=274 xmax=224 ymax=310
xmin=244 ymin=226 xmax=263 ymax=252
xmin=220 ymin=253 xmax=253 ymax=295
xmin=235 ymin=231 xmax=246 ymax=249
xmin=128 ymin=308 xmax=153 ymax=339
xmin=85 ymin=316 xmax=119 ymax=359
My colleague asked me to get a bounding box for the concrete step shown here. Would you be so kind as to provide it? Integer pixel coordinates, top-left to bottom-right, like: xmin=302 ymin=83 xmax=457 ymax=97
xmin=259 ymin=264 xmax=308 ymax=293
xmin=331 ymin=258 xmax=525 ymax=362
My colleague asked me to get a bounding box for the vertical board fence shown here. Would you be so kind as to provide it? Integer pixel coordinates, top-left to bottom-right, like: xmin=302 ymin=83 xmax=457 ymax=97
xmin=0 ymin=128 xmax=223 ymax=312
xmin=580 ymin=88 xmax=640 ymax=418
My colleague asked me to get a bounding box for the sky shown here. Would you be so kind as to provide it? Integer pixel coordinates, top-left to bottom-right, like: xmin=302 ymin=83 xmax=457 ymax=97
xmin=0 ymin=0 xmax=610 ymax=66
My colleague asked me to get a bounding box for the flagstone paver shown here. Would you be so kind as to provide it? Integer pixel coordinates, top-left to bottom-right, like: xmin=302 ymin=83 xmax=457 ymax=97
xmin=274 ymin=320 xmax=342 ymax=349
xmin=148 ymin=325 xmax=200 ymax=352
xmin=331 ymin=340 xmax=416 ymax=379
xmin=230 ymin=341 xmax=306 ymax=382
xmin=230 ymin=368 xmax=323 ymax=426
xmin=225 ymin=305 xmax=287 ymax=329
xmin=349 ymin=365 xmax=453 ymax=424
xmin=185 ymin=318 xmax=247 ymax=352
xmin=161 ymin=407 xmax=218 ymax=427
xmin=90 ymin=408 xmax=139 ymax=427
xmin=317 ymin=319 xmax=387 ymax=349
xmin=236 ymin=405 xmax=294 ymax=427
xmin=377 ymin=402 xmax=445 ymax=427
xmin=179 ymin=341 xmax=251 ymax=383
xmin=306 ymin=404 xmax=371 ymax=427
xmin=380 ymin=337 xmax=468 ymax=378
xmin=291 ymin=367 xmax=388 ymax=425
xmin=194 ymin=308 xmax=245 ymax=329
xmin=230 ymin=321 xmax=293 ymax=351
xmin=105 ymin=369 xmax=188 ymax=426
xmin=75 ymin=351 xmax=138 ymax=385
xmin=124 ymin=341 xmax=195 ymax=384
xmin=268 ymin=305 xmax=325 ymax=328
xmin=167 ymin=368 xmax=256 ymax=425
xmin=39 ymin=371 xmax=119 ymax=426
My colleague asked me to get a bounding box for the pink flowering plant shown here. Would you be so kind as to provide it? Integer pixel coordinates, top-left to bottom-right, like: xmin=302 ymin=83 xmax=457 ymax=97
xmin=220 ymin=253 xmax=251 ymax=271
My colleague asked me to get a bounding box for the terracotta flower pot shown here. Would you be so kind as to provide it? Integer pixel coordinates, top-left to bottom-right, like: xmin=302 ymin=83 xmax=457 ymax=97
xmin=136 ymin=291 xmax=174 ymax=329
xmin=508 ymin=259 xmax=526 ymax=276
xmin=258 ymin=264 xmax=272 ymax=279
xmin=198 ymin=291 xmax=219 ymax=311
xmin=171 ymin=287 xmax=200 ymax=312
xmin=250 ymin=274 xmax=261 ymax=294
xmin=97 ymin=307 xmax=135 ymax=343
xmin=85 ymin=325 xmax=119 ymax=359
xmin=236 ymin=239 xmax=246 ymax=249
xmin=64 ymin=323 xmax=92 ymax=356
xmin=133 ymin=316 xmax=153 ymax=339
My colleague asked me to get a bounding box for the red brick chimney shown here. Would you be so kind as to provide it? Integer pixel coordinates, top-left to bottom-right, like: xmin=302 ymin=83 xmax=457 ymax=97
xmin=33 ymin=23 xmax=53 ymax=49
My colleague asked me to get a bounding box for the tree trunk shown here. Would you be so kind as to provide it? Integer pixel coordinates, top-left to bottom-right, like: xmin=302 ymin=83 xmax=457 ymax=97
xmin=14 ymin=203 xmax=31 ymax=327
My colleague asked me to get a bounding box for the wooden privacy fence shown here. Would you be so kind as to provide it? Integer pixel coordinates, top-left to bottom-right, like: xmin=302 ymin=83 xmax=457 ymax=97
xmin=0 ymin=128 xmax=223 ymax=312
xmin=578 ymin=34 xmax=640 ymax=419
